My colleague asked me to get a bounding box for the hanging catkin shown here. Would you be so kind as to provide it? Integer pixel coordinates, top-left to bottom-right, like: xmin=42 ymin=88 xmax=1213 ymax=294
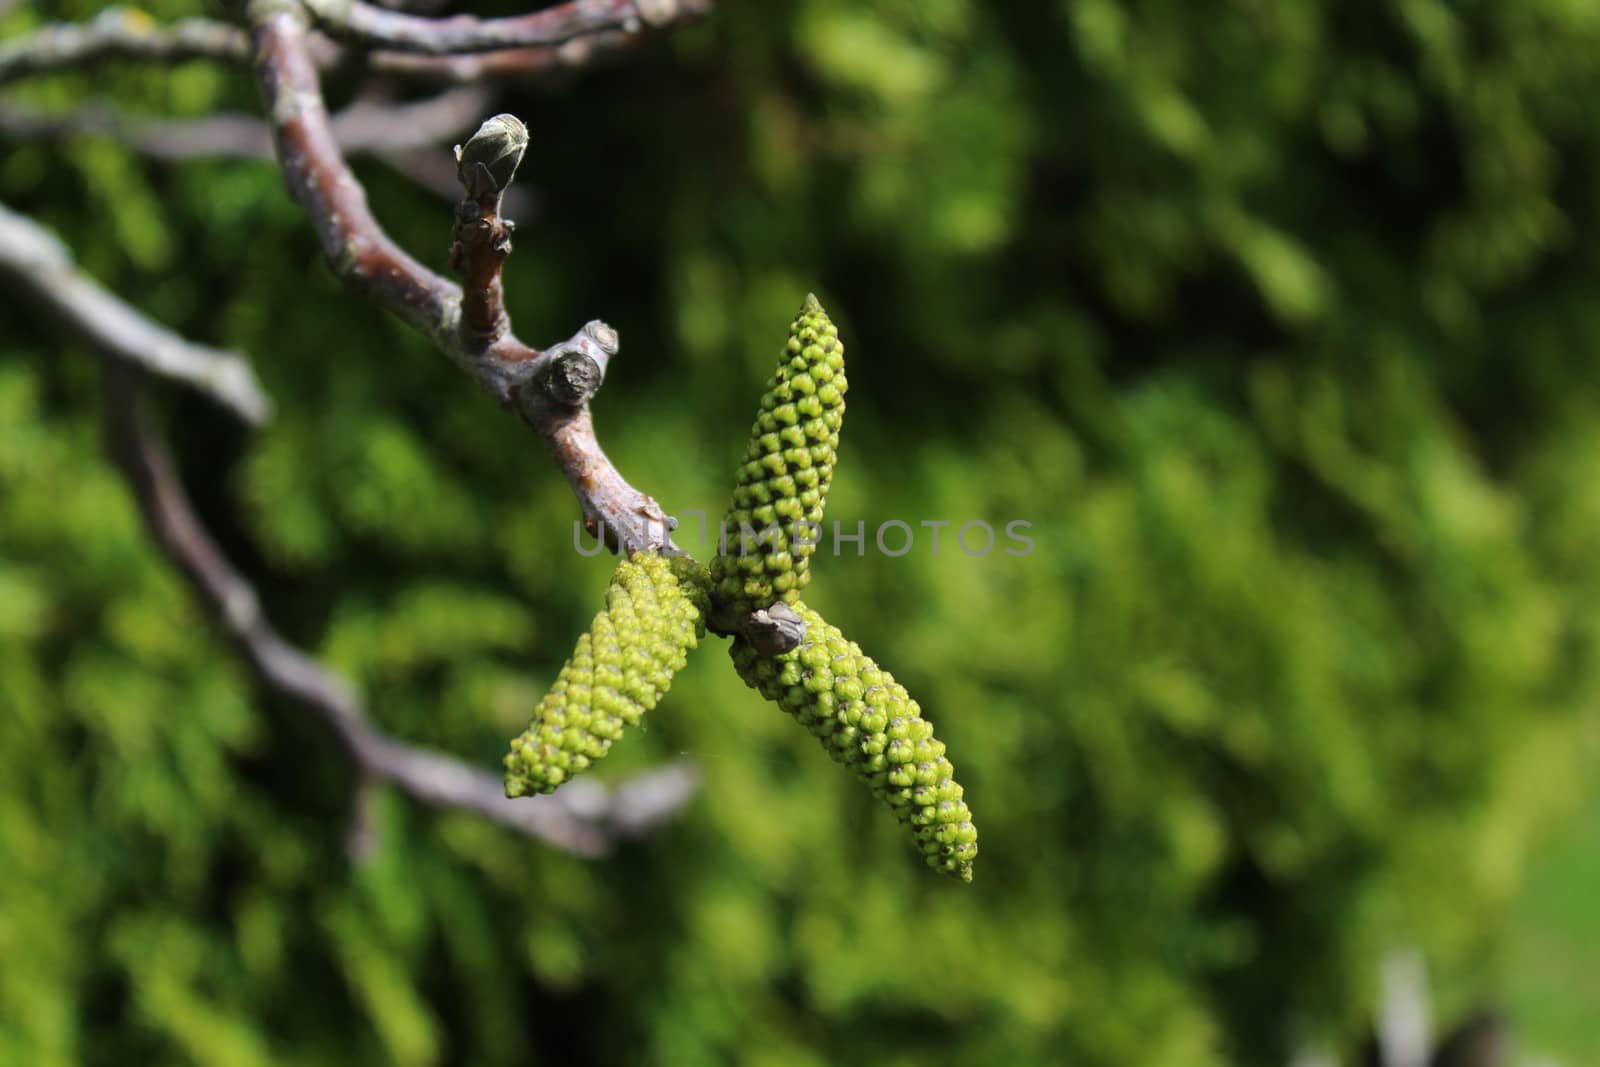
xmin=504 ymin=553 xmax=709 ymax=797
xmin=731 ymin=601 xmax=978 ymax=881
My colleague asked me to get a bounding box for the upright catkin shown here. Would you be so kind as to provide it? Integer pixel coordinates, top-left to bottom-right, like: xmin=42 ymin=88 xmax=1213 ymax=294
xmin=710 ymin=294 xmax=847 ymax=614
xmin=504 ymin=553 xmax=710 ymax=796
xmin=731 ymin=601 xmax=979 ymax=881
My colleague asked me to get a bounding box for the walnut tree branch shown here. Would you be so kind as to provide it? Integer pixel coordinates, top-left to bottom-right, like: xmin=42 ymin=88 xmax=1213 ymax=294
xmin=0 ymin=200 xmax=271 ymax=424
xmin=0 ymin=7 xmax=701 ymax=89
xmin=0 ymin=85 xmax=492 ymax=160
xmin=371 ymin=0 xmax=452 ymax=12
xmin=99 ymin=359 xmax=699 ymax=855
xmin=303 ymin=0 xmax=708 ymax=55
xmin=0 ymin=7 xmax=250 ymax=87
xmin=250 ymin=0 xmax=677 ymax=555
xmin=366 ymin=30 xmax=639 ymax=84
xmin=0 ymin=86 xmax=533 ymax=211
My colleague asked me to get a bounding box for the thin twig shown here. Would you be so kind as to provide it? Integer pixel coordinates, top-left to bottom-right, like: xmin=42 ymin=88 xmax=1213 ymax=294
xmin=0 ymin=7 xmax=250 ymax=87
xmin=250 ymin=0 xmax=678 ymax=555
xmin=0 ymin=88 xmax=532 ymax=212
xmin=365 ymin=29 xmax=638 ymax=84
xmin=333 ymin=83 xmax=496 ymax=150
xmin=371 ymin=0 xmax=453 ymax=12
xmin=0 ymin=7 xmax=697 ymax=87
xmin=0 ymin=85 xmax=492 ymax=160
xmin=0 ymin=201 xmax=271 ymax=424
xmin=99 ymin=360 xmax=699 ymax=855
xmin=0 ymin=103 xmax=276 ymax=159
xmin=303 ymin=0 xmax=708 ymax=56
xmin=449 ymin=112 xmax=526 ymax=343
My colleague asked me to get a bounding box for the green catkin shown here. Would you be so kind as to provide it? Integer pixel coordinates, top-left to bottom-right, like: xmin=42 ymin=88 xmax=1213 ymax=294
xmin=504 ymin=553 xmax=710 ymax=797
xmin=730 ymin=601 xmax=978 ymax=881
xmin=710 ymin=294 xmax=848 ymax=614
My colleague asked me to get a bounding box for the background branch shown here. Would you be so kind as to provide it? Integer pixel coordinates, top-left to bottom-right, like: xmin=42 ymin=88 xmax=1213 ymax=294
xmin=371 ymin=0 xmax=453 ymax=12
xmin=0 ymin=7 xmax=250 ymax=86
xmin=0 ymin=200 xmax=271 ymax=424
xmin=0 ymin=85 xmax=486 ymax=157
xmin=0 ymin=6 xmax=698 ymax=88
xmin=0 ymin=87 xmax=535 ymax=213
xmin=304 ymin=0 xmax=707 ymax=56
xmin=98 ymin=359 xmax=699 ymax=856
xmin=365 ymin=30 xmax=639 ymax=84
xmin=373 ymin=143 xmax=536 ymax=215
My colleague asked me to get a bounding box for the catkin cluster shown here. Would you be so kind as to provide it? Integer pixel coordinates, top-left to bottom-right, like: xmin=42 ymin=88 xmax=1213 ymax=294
xmin=504 ymin=293 xmax=977 ymax=881
xmin=709 ymin=294 xmax=847 ymax=614
xmin=731 ymin=602 xmax=979 ymax=881
xmin=504 ymin=553 xmax=709 ymax=797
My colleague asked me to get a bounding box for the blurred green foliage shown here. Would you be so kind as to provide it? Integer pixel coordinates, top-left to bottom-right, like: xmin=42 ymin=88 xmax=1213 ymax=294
xmin=4 ymin=0 xmax=1600 ymax=1063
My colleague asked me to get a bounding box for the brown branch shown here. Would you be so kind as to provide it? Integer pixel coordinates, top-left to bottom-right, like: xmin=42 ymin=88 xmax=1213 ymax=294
xmin=0 ymin=200 xmax=271 ymax=424
xmin=253 ymin=6 xmax=493 ymax=350
xmin=371 ymin=0 xmax=453 ymax=12
xmin=0 ymin=85 xmax=493 ymax=159
xmin=335 ymin=83 xmax=497 ymax=150
xmin=0 ymin=87 xmax=537 ymax=212
xmin=250 ymin=0 xmax=677 ymax=555
xmin=0 ymin=7 xmax=251 ymax=87
xmin=365 ymin=29 xmax=639 ymax=84
xmin=303 ymin=0 xmax=708 ymax=55
xmin=99 ymin=359 xmax=699 ymax=855
xmin=0 ymin=103 xmax=276 ymax=159
xmin=0 ymin=7 xmax=699 ymax=88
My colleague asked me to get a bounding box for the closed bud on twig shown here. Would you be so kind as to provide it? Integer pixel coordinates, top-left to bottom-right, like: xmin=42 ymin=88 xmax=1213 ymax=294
xmin=455 ymin=113 xmax=528 ymax=202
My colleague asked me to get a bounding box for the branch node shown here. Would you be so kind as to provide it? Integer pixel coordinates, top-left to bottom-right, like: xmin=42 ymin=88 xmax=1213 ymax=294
xmin=544 ymin=348 xmax=604 ymax=408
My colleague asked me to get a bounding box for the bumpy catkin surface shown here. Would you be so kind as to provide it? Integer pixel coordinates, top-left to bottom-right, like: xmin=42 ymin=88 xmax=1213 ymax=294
xmin=711 ymin=294 xmax=847 ymax=614
xmin=504 ymin=553 xmax=709 ymax=797
xmin=731 ymin=601 xmax=978 ymax=881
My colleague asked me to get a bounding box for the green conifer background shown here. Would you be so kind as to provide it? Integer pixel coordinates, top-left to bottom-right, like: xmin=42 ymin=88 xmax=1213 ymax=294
xmin=3 ymin=0 xmax=1600 ymax=1064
